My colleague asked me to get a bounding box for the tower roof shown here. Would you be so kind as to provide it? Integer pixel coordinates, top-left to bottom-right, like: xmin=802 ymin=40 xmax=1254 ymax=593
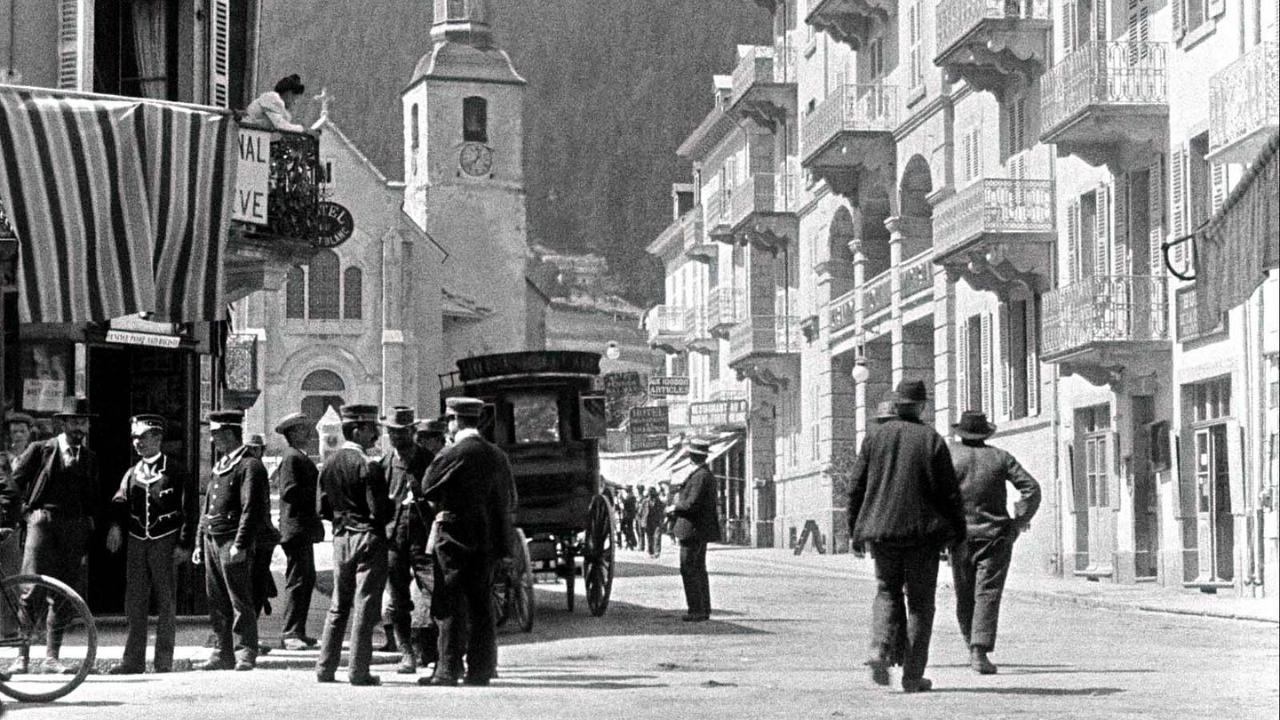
xmin=406 ymin=0 xmax=525 ymax=89
xmin=431 ymin=0 xmax=492 ymax=47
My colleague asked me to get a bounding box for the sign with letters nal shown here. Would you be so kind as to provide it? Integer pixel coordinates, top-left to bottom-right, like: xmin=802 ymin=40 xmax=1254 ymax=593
xmin=234 ymin=128 xmax=271 ymax=225
xmin=628 ymin=405 xmax=669 ymax=436
xmin=689 ymin=399 xmax=748 ymax=428
xmin=647 ymin=376 xmax=689 ymax=398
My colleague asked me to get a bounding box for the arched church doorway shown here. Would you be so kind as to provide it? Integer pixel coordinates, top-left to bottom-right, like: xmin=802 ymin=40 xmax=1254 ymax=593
xmin=300 ymin=369 xmax=345 ymax=455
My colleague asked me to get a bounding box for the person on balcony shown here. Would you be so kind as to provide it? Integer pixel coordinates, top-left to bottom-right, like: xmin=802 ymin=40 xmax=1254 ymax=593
xmin=244 ymin=74 xmax=311 ymax=133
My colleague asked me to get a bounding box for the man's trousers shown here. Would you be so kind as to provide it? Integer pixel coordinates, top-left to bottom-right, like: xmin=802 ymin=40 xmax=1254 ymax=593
xmin=316 ymin=531 xmax=388 ymax=679
xmin=950 ymin=533 xmax=1014 ymax=651
xmin=203 ymin=534 xmax=257 ymax=664
xmin=868 ymin=541 xmax=942 ymax=682
xmin=123 ymin=534 xmax=179 ymax=670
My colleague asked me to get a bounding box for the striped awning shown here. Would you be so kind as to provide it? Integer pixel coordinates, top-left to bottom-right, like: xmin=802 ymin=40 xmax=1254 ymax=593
xmin=0 ymin=86 xmax=235 ymax=323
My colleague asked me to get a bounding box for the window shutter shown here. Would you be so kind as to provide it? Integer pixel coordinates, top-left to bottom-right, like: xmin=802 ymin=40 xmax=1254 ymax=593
xmin=1026 ymin=295 xmax=1040 ymax=416
xmin=1208 ymin=0 xmax=1226 ymax=19
xmin=1062 ymin=0 xmax=1078 ymax=54
xmin=1113 ymin=172 xmax=1130 ymax=276
xmin=999 ymin=307 xmax=1012 ymax=421
xmin=1095 ymin=0 xmax=1109 ymax=41
xmin=1094 ymin=183 xmax=1112 ymax=279
xmin=1210 ymin=162 xmax=1228 ymax=214
xmin=1147 ymin=157 xmax=1165 ymax=276
xmin=1067 ymin=197 xmax=1082 ymax=284
xmin=1173 ymin=0 xmax=1186 ymax=39
xmin=1170 ymin=145 xmax=1188 ymax=272
xmin=209 ymin=0 xmax=231 ymax=107
xmin=58 ymin=0 xmax=92 ymax=91
xmin=980 ymin=312 xmax=994 ymax=417
xmin=956 ymin=319 xmax=969 ymax=415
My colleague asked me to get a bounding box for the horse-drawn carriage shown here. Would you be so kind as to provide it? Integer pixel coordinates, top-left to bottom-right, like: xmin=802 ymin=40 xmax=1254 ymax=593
xmin=440 ymin=351 xmax=617 ymax=631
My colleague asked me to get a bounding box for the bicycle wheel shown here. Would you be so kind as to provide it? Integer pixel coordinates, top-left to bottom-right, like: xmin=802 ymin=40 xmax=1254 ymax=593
xmin=0 ymin=574 xmax=97 ymax=703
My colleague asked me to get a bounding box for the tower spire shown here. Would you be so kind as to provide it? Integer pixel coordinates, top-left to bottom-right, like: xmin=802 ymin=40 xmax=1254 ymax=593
xmin=431 ymin=0 xmax=493 ymax=47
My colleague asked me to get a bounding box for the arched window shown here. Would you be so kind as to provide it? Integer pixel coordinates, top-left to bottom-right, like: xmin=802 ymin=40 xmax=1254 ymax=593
xmin=409 ymin=104 xmax=419 ymax=176
xmin=307 ymin=249 xmax=340 ymax=319
xmin=301 ymin=369 xmax=345 ymax=392
xmin=300 ymin=369 xmax=345 ymax=455
xmin=463 ymin=96 xmax=487 ymax=143
xmin=343 ymin=267 xmax=363 ymax=319
xmin=285 ymin=266 xmax=305 ymax=318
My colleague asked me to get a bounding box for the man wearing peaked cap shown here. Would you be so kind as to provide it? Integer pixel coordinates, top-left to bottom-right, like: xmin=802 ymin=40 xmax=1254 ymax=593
xmin=273 ymin=412 xmax=322 ymax=650
xmin=668 ymin=438 xmax=719 ymax=622
xmin=105 ymin=414 xmax=198 ymax=675
xmin=316 ymin=404 xmax=392 ymax=686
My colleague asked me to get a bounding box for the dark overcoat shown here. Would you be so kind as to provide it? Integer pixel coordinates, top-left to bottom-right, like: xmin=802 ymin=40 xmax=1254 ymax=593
xmin=318 ymin=445 xmax=391 ymax=537
xmin=671 ymin=464 xmax=721 ymax=543
xmin=276 ymin=446 xmax=322 ymax=544
xmin=948 ymin=440 xmax=1042 ymax=539
xmin=421 ymin=434 xmax=512 ymax=562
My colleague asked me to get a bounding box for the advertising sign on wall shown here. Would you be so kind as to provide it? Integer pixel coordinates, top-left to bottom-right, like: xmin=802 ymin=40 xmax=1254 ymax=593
xmin=689 ymin=399 xmax=748 ymax=428
xmin=234 ymin=128 xmax=271 ymax=225
xmin=628 ymin=405 xmax=669 ymax=436
xmin=647 ymin=376 xmax=690 ymax=397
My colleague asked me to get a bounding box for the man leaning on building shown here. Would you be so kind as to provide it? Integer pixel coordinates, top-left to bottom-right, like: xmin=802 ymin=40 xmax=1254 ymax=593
xmin=105 ymin=414 xmax=198 ymax=674
xmin=195 ymin=409 xmax=268 ymax=672
xmin=274 ymin=412 xmax=323 ymax=651
xmin=316 ymin=404 xmax=392 ymax=687
xmin=947 ymin=411 xmax=1041 ymax=675
xmin=847 ymin=380 xmax=966 ymax=694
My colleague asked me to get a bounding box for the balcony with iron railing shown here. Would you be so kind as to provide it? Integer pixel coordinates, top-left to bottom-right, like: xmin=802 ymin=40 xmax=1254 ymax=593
xmin=829 ymin=287 xmax=859 ymax=337
xmin=728 ymin=315 xmax=803 ymax=389
xmin=862 ymin=271 xmax=892 ymax=320
xmin=802 ymin=84 xmax=897 ymax=193
xmin=729 ymin=45 xmax=798 ymax=129
xmin=646 ymin=305 xmax=688 ymax=353
xmin=680 ymin=208 xmax=714 ymax=260
xmin=806 ymin=0 xmax=896 ymax=50
xmin=707 ymin=286 xmax=745 ymax=338
xmin=684 ymin=304 xmax=716 ymax=352
xmin=711 ymin=173 xmax=801 ymax=253
xmin=932 ymin=178 xmax=1055 ymax=292
xmin=1208 ymin=41 xmax=1279 ymax=165
xmin=899 ymin=251 xmax=936 ymax=302
xmin=1041 ymin=275 xmax=1171 ymax=384
xmin=1040 ymin=41 xmax=1168 ymax=171
xmin=934 ymin=0 xmax=1051 ymax=93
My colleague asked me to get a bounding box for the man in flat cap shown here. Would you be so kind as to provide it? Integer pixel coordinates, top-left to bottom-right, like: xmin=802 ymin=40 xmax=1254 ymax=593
xmin=847 ymin=380 xmax=965 ymax=693
xmin=194 ymin=409 xmax=269 ymax=672
xmin=947 ymin=410 xmax=1041 ymax=675
xmin=0 ymin=398 xmax=100 ymax=674
xmin=315 ymin=404 xmax=392 ymax=686
xmin=105 ymin=414 xmax=198 ymax=674
xmin=418 ymin=397 xmax=512 ymax=687
xmin=669 ymin=438 xmax=720 ymax=622
xmin=378 ymin=407 xmax=434 ymax=675
xmin=274 ymin=412 xmax=322 ymax=650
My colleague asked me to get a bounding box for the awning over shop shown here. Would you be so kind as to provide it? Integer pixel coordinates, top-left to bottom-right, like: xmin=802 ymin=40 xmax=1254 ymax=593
xmin=636 ymin=431 xmax=742 ymax=487
xmin=0 ymin=86 xmax=235 ymax=323
xmin=1192 ymin=132 xmax=1280 ymax=333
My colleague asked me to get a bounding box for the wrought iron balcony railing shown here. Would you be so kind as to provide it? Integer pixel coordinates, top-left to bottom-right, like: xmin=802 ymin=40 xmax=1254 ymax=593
xmin=933 ymin=178 xmax=1055 ymax=254
xmin=646 ymin=305 xmax=687 ymax=348
xmin=232 ymin=129 xmax=322 ymax=242
xmin=707 ymin=286 xmax=745 ymax=332
xmin=900 ymin=251 xmax=935 ymax=299
xmin=1209 ymin=41 xmax=1279 ymax=162
xmin=1041 ymin=275 xmax=1169 ymax=358
xmin=802 ymin=84 xmax=899 ymax=161
xmin=829 ymin=287 xmax=859 ymax=334
xmin=728 ymin=173 xmax=800 ymax=228
xmin=732 ymin=46 xmax=798 ymax=106
xmin=1041 ymin=41 xmax=1168 ymax=136
xmin=729 ymin=315 xmax=803 ymax=363
xmin=862 ymin=271 xmax=892 ymax=317
xmin=680 ymin=208 xmax=709 ymax=256
xmin=936 ymin=0 xmax=1049 ymax=57
xmin=685 ymin=304 xmax=714 ymax=347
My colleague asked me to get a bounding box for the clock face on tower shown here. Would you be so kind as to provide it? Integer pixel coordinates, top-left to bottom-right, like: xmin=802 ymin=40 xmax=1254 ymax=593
xmin=459 ymin=142 xmax=493 ymax=176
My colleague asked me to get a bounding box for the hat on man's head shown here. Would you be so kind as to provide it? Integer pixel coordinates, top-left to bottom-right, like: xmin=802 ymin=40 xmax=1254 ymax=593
xmin=874 ymin=391 xmax=898 ymax=421
xmin=130 ymin=414 xmax=166 ymax=438
xmin=274 ymin=411 xmax=311 ymax=435
xmin=340 ymin=404 xmax=380 ymax=424
xmin=245 ymin=433 xmax=266 ymax=448
xmin=207 ymin=410 xmax=244 ymax=431
xmin=5 ymin=411 xmax=34 ymax=427
xmin=445 ymin=397 xmax=484 ymax=418
xmin=417 ymin=418 xmax=448 ymax=436
xmin=894 ymin=379 xmax=929 ymax=405
xmin=953 ymin=410 xmax=997 ymax=440
xmin=381 ymin=406 xmax=417 ymax=430
xmin=53 ymin=397 xmax=96 ymax=420
xmin=686 ymin=438 xmax=711 ymax=457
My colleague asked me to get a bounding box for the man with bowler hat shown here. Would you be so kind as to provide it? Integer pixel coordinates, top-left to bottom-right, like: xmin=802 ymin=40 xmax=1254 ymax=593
xmin=380 ymin=406 xmax=433 ymax=675
xmin=315 ymin=404 xmax=391 ymax=686
xmin=105 ymin=414 xmax=198 ymax=674
xmin=948 ymin=410 xmax=1041 ymax=675
xmin=0 ymin=398 xmax=100 ymax=674
xmin=847 ymin=380 xmax=965 ymax=693
xmin=195 ymin=409 xmax=268 ymax=671
xmin=670 ymin=438 xmax=719 ymax=622
xmin=418 ymin=397 xmax=512 ymax=687
xmin=274 ymin=412 xmax=322 ymax=650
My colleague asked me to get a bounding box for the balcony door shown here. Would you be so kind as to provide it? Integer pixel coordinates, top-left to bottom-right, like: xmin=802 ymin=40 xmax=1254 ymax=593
xmin=1193 ymin=424 xmax=1234 ymax=584
xmin=1074 ymin=405 xmax=1116 ymax=576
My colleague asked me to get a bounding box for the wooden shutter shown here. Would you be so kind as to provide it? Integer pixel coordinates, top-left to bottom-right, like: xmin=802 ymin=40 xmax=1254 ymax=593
xmin=1173 ymin=0 xmax=1186 ymax=39
xmin=58 ymin=0 xmax=92 ymax=91
xmin=1026 ymin=295 xmax=1040 ymax=416
xmin=1113 ymin=172 xmax=1130 ymax=276
xmin=1094 ymin=183 xmax=1112 ymax=279
xmin=1210 ymin=162 xmax=1229 ymax=214
xmin=1148 ymin=157 xmax=1165 ymax=276
xmin=956 ymin=319 xmax=969 ymax=414
xmin=980 ymin=313 xmax=994 ymax=416
xmin=1094 ymin=0 xmax=1109 ymax=41
xmin=999 ymin=307 xmax=1012 ymax=420
xmin=1067 ymin=197 xmax=1082 ymax=284
xmin=1061 ymin=0 xmax=1078 ymax=54
xmin=209 ymin=0 xmax=231 ymax=107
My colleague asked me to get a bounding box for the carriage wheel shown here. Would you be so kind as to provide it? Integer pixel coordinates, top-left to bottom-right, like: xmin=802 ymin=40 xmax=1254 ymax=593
xmin=510 ymin=529 xmax=535 ymax=632
xmin=561 ymin=535 xmax=576 ymax=613
xmin=584 ymin=495 xmax=615 ymax=617
xmin=491 ymin=572 xmax=511 ymax=629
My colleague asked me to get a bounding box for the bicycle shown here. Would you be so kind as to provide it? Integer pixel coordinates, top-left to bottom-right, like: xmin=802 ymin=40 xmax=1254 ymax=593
xmin=0 ymin=573 xmax=97 ymax=703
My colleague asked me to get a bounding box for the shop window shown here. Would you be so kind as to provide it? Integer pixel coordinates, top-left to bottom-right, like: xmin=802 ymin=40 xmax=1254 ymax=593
xmin=285 ymin=266 xmax=305 ymax=319
xmin=463 ymin=96 xmax=488 ymax=143
xmin=307 ymin=249 xmax=340 ymax=319
xmin=343 ymin=267 xmax=362 ymax=320
xmin=1188 ymin=376 xmax=1231 ymax=422
xmin=509 ymin=391 xmax=561 ymax=444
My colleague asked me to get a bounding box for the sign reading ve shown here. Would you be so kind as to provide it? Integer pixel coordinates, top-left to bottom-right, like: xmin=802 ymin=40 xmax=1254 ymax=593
xmin=628 ymin=405 xmax=669 ymax=436
xmin=234 ymin=129 xmax=271 ymax=225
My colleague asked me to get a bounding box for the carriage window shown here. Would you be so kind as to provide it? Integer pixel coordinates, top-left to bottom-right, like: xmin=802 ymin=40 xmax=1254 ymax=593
xmin=509 ymin=391 xmax=561 ymax=444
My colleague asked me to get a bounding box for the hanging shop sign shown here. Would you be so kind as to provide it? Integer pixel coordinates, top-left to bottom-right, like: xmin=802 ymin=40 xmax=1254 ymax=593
xmin=630 ymin=434 xmax=668 ymax=452
xmin=689 ymin=399 xmax=748 ymax=428
xmin=604 ymin=371 xmax=645 ymax=396
xmin=233 ymin=128 xmax=272 ymax=225
xmin=628 ymin=405 xmax=669 ymax=436
xmin=105 ymin=330 xmax=182 ymax=349
xmin=313 ymin=201 xmax=354 ymax=248
xmin=647 ymin=376 xmax=689 ymax=397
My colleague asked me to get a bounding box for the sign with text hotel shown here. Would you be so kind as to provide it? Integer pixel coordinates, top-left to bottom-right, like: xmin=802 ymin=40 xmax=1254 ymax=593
xmin=689 ymin=399 xmax=748 ymax=428
xmin=628 ymin=405 xmax=669 ymax=436
xmin=647 ymin=376 xmax=689 ymax=397
xmin=234 ymin=128 xmax=272 ymax=225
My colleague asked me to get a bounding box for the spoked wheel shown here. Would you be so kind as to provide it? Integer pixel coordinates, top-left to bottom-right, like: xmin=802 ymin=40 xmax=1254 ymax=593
xmin=562 ymin=554 xmax=575 ymax=613
xmin=0 ymin=574 xmax=97 ymax=703
xmin=583 ymin=495 xmax=616 ymax=617
xmin=510 ymin=529 xmax=534 ymax=633
xmin=491 ymin=567 xmax=512 ymax=629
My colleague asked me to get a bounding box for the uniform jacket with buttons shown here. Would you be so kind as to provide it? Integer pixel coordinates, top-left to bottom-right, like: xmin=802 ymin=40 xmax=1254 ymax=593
xmin=277 ymin=446 xmax=322 ymax=544
xmin=382 ymin=446 xmax=431 ymax=543
xmin=200 ymin=446 xmax=268 ymax=548
xmin=319 ymin=443 xmax=392 ymax=537
xmin=112 ymin=454 xmax=199 ymax=548
xmin=948 ymin=440 xmax=1042 ymax=539
xmin=1 ymin=437 xmax=100 ymax=524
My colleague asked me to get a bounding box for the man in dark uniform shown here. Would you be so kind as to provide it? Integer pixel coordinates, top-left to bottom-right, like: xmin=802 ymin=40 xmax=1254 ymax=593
xmin=669 ymin=439 xmax=719 ymax=623
xmin=417 ymin=397 xmax=512 ymax=687
xmin=1 ymin=398 xmax=100 ymax=675
xmin=105 ymin=414 xmax=198 ymax=674
xmin=847 ymin=380 xmax=966 ymax=693
xmin=408 ymin=418 xmax=448 ymax=665
xmin=243 ymin=434 xmax=279 ymax=656
xmin=315 ymin=404 xmax=391 ymax=686
xmin=274 ymin=412 xmax=322 ymax=651
xmin=194 ymin=409 xmax=268 ymax=672
xmin=379 ymin=406 xmax=433 ymax=675
xmin=947 ymin=410 xmax=1041 ymax=675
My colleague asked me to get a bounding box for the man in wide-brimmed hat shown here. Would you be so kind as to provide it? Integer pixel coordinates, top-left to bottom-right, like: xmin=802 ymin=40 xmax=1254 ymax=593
xmin=947 ymin=410 xmax=1041 ymax=675
xmin=669 ymin=438 xmax=720 ymax=622
xmin=846 ymin=380 xmax=966 ymax=693
xmin=0 ymin=398 xmax=100 ymax=675
xmin=273 ymin=412 xmax=322 ymax=650
xmin=379 ymin=407 xmax=434 ymax=675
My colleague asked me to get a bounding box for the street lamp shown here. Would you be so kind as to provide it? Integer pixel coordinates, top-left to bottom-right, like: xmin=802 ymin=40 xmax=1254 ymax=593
xmin=850 ymin=357 xmax=870 ymax=383
xmin=605 ymin=341 xmax=621 ymax=361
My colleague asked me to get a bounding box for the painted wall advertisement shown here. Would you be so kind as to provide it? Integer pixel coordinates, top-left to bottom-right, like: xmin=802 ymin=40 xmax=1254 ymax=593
xmin=628 ymin=405 xmax=669 ymax=436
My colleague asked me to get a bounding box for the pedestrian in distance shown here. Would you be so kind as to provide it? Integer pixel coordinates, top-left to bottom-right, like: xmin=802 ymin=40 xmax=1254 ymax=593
xmin=243 ymin=434 xmax=280 ymax=656
xmin=641 ymin=486 xmax=666 ymax=558
xmin=315 ymin=404 xmax=392 ymax=686
xmin=194 ymin=410 xmax=269 ymax=672
xmin=4 ymin=412 xmax=34 ymax=472
xmin=635 ymin=484 xmax=648 ymax=554
xmin=0 ymin=398 xmax=101 ymax=675
xmin=273 ymin=412 xmax=323 ymax=651
xmin=670 ymin=438 xmax=720 ymax=622
xmin=380 ymin=406 xmax=434 ymax=676
xmin=105 ymin=414 xmax=198 ymax=675
xmin=621 ymin=487 xmax=638 ymax=550
xmin=417 ymin=397 xmax=513 ymax=687
xmin=947 ymin=411 xmax=1041 ymax=675
xmin=846 ymin=380 xmax=966 ymax=693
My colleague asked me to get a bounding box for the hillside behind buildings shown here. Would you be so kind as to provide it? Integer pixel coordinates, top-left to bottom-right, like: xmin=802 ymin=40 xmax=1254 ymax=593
xmin=259 ymin=1 xmax=770 ymax=305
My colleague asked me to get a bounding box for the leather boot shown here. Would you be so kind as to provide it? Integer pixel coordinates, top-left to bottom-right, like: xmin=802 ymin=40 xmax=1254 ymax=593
xmin=394 ymin=621 xmax=416 ymax=674
xmin=969 ymin=647 xmax=997 ymax=675
xmin=377 ymin=624 xmax=397 ymax=653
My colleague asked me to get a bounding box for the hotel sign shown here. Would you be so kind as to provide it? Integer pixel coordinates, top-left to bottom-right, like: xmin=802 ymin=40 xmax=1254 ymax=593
xmin=628 ymin=406 xmax=669 ymax=436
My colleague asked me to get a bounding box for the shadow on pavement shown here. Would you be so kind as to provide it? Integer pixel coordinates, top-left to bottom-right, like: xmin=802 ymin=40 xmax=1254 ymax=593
xmin=491 ymin=669 xmax=668 ymax=691
xmin=934 ymin=687 xmax=1125 ymax=697
xmin=7 ymin=700 xmax=126 ymax=711
xmin=930 ymin=663 xmax=1155 ymax=676
xmin=612 ymin=560 xmax=681 ymax=578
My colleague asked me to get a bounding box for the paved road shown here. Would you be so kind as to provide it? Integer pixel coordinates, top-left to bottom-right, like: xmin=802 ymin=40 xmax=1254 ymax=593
xmin=5 ymin=547 xmax=1277 ymax=719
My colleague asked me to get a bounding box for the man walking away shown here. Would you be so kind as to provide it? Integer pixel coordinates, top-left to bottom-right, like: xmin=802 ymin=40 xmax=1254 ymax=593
xmin=274 ymin=413 xmax=323 ymax=651
xmin=670 ymin=439 xmax=719 ymax=622
xmin=380 ymin=406 xmax=432 ymax=675
xmin=947 ymin=411 xmax=1041 ymax=675
xmin=315 ymin=405 xmax=392 ymax=686
xmin=641 ymin=487 xmax=666 ymax=558
xmin=621 ymin=487 xmax=638 ymax=551
xmin=847 ymin=380 xmax=966 ymax=693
